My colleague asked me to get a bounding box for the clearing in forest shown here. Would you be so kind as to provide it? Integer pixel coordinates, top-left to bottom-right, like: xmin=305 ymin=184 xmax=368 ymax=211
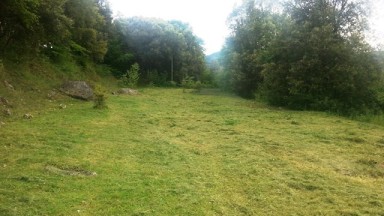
xmin=1 ymin=88 xmax=383 ymax=215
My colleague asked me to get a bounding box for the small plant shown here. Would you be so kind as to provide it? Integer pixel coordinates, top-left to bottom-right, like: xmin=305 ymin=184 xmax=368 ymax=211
xmin=93 ymin=94 xmax=108 ymax=109
xmin=181 ymin=75 xmax=202 ymax=92
xmin=120 ymin=63 xmax=140 ymax=88
xmin=181 ymin=75 xmax=195 ymax=89
xmin=195 ymin=81 xmax=202 ymax=92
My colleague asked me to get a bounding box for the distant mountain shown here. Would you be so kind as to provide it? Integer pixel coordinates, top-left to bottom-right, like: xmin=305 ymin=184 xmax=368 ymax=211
xmin=206 ymin=51 xmax=222 ymax=63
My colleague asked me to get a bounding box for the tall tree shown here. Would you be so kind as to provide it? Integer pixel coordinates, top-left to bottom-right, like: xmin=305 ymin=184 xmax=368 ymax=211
xmin=169 ymin=20 xmax=205 ymax=81
xmin=223 ymin=0 xmax=284 ymax=97
xmin=64 ymin=0 xmax=110 ymax=62
xmin=111 ymin=17 xmax=205 ymax=84
xmin=222 ymin=0 xmax=383 ymax=114
xmin=262 ymin=0 xmax=382 ymax=113
xmin=0 ymin=0 xmax=38 ymax=52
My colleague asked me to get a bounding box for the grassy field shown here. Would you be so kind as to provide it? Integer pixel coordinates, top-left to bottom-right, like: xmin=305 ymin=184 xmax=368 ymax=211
xmin=1 ymin=88 xmax=384 ymax=215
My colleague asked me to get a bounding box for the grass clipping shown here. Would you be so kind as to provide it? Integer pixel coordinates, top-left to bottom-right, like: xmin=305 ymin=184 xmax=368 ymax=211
xmin=45 ymin=165 xmax=97 ymax=177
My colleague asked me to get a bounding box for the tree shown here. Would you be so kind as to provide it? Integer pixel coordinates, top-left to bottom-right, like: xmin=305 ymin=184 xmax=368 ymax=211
xmin=0 ymin=0 xmax=71 ymax=56
xmin=223 ymin=0 xmax=284 ymax=97
xmin=110 ymin=17 xmax=205 ymax=85
xmin=38 ymin=0 xmax=71 ymax=45
xmin=121 ymin=63 xmax=140 ymax=88
xmin=261 ymin=0 xmax=383 ymax=114
xmin=104 ymin=20 xmax=135 ymax=77
xmin=170 ymin=20 xmax=206 ymax=81
xmin=64 ymin=0 xmax=110 ymax=62
xmin=0 ymin=0 xmax=39 ymax=54
xmin=221 ymin=0 xmax=383 ymax=114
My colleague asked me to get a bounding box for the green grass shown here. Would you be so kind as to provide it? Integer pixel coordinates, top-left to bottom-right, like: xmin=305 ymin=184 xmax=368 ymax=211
xmin=1 ymin=88 xmax=384 ymax=215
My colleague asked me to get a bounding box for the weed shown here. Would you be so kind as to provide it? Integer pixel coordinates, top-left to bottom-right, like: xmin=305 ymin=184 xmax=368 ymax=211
xmin=181 ymin=75 xmax=202 ymax=92
xmin=120 ymin=63 xmax=140 ymax=88
xmin=93 ymin=94 xmax=107 ymax=109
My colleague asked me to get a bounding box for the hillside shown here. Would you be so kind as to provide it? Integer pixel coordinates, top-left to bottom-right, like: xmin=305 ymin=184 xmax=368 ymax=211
xmin=1 ymin=88 xmax=383 ymax=215
xmin=0 ymin=56 xmax=118 ymax=124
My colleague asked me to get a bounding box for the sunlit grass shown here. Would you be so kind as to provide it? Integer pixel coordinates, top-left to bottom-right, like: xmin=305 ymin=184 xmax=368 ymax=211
xmin=1 ymin=88 xmax=384 ymax=215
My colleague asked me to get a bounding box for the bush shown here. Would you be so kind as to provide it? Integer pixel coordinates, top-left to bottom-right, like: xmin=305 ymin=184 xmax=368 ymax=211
xmin=181 ymin=75 xmax=193 ymax=88
xmin=181 ymin=76 xmax=202 ymax=92
xmin=120 ymin=63 xmax=140 ymax=88
xmin=93 ymin=94 xmax=108 ymax=109
xmin=147 ymin=69 xmax=168 ymax=86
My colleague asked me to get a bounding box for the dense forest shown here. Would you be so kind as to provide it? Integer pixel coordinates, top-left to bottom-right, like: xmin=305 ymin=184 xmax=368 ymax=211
xmin=215 ymin=0 xmax=384 ymax=115
xmin=1 ymin=0 xmax=383 ymax=115
xmin=0 ymin=0 xmax=206 ymax=85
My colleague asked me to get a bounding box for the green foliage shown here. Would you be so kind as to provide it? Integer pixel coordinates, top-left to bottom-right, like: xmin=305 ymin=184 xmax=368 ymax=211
xmin=146 ymin=69 xmax=168 ymax=87
xmin=111 ymin=17 xmax=205 ymax=85
xmin=0 ymin=0 xmax=207 ymax=87
xmin=200 ymin=68 xmax=217 ymax=88
xmin=181 ymin=75 xmax=202 ymax=92
xmin=181 ymin=75 xmax=195 ymax=89
xmin=104 ymin=26 xmax=135 ymax=77
xmin=93 ymin=94 xmax=108 ymax=109
xmin=120 ymin=63 xmax=140 ymax=88
xmin=223 ymin=1 xmax=284 ymax=98
xmin=0 ymin=0 xmax=40 ymax=54
xmin=0 ymin=0 xmax=111 ymax=64
xmin=260 ymin=0 xmax=383 ymax=114
xmin=64 ymin=0 xmax=110 ymax=62
xmin=222 ymin=0 xmax=384 ymax=115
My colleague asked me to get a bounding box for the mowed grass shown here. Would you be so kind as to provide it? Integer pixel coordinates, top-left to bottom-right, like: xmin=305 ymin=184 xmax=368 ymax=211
xmin=1 ymin=88 xmax=384 ymax=215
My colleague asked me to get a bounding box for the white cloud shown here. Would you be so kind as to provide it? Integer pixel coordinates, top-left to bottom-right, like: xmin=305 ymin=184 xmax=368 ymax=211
xmin=367 ymin=0 xmax=384 ymax=49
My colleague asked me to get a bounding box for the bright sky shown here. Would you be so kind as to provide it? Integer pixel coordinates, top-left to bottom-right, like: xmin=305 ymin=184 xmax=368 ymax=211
xmin=108 ymin=0 xmax=384 ymax=54
xmin=108 ymin=0 xmax=241 ymax=54
xmin=367 ymin=0 xmax=384 ymax=50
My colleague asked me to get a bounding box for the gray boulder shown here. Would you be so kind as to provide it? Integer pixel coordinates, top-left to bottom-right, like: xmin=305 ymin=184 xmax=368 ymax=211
xmin=60 ymin=81 xmax=94 ymax=100
xmin=116 ymin=88 xmax=138 ymax=95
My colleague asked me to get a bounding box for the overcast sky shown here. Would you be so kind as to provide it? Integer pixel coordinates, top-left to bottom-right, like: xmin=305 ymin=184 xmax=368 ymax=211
xmin=108 ymin=0 xmax=241 ymax=54
xmin=367 ymin=0 xmax=384 ymax=50
xmin=108 ymin=0 xmax=384 ymax=54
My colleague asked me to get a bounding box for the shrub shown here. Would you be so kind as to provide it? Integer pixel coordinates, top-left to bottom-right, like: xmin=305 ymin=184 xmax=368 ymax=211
xmin=181 ymin=75 xmax=195 ymax=88
xmin=181 ymin=76 xmax=203 ymax=92
xmin=93 ymin=94 xmax=108 ymax=109
xmin=120 ymin=63 xmax=140 ymax=88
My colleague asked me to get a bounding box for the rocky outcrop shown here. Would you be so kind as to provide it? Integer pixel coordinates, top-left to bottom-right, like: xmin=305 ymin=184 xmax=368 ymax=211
xmin=60 ymin=81 xmax=94 ymax=101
